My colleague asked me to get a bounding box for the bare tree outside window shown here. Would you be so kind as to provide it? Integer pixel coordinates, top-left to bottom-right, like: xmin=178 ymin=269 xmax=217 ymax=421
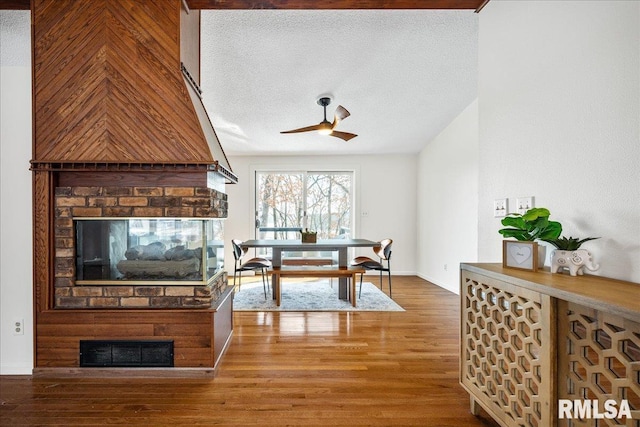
xmin=256 ymin=171 xmax=352 ymax=241
xmin=306 ymin=173 xmax=351 ymax=239
xmin=257 ymin=173 xmax=304 ymax=240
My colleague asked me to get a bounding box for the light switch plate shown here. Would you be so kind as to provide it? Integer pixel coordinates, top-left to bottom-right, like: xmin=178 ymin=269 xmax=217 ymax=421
xmin=516 ymin=197 xmax=534 ymax=215
xmin=494 ymin=199 xmax=508 ymax=217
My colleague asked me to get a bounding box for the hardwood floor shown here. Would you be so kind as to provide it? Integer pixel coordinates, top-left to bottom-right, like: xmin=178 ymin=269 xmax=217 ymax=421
xmin=0 ymin=276 xmax=499 ymax=426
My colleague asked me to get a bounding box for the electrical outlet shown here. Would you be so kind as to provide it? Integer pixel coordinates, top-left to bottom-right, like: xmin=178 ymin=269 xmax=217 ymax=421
xmin=516 ymin=197 xmax=534 ymax=215
xmin=493 ymin=199 xmax=508 ymax=217
xmin=13 ymin=318 xmax=24 ymax=335
xmin=361 ymin=211 xmax=369 ymax=217
xmin=444 ymin=264 xmax=448 ymax=271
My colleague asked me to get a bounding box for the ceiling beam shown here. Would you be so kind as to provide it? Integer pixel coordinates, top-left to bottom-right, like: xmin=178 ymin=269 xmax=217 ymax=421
xmin=0 ymin=0 xmax=488 ymax=11
xmin=0 ymin=0 xmax=29 ymax=9
xmin=186 ymin=0 xmax=488 ymax=11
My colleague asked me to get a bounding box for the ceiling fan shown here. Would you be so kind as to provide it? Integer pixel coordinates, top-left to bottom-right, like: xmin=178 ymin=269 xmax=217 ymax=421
xmin=280 ymin=97 xmax=358 ymax=141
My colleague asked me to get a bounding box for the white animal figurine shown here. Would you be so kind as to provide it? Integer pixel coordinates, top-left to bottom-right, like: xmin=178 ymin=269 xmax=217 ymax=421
xmin=550 ymin=249 xmax=599 ymax=276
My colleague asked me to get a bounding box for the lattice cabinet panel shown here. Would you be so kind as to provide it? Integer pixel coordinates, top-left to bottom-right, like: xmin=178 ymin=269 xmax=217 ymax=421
xmin=558 ymin=301 xmax=640 ymax=427
xmin=461 ymin=271 xmax=555 ymax=427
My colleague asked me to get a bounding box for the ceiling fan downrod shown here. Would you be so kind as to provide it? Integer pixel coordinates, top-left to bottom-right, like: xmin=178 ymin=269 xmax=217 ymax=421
xmin=317 ymin=97 xmax=331 ymax=122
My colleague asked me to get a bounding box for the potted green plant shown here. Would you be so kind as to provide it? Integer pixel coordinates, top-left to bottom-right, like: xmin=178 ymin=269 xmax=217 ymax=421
xmin=542 ymin=236 xmax=599 ymax=250
xmin=543 ymin=236 xmax=600 ymax=276
xmin=499 ymin=207 xmax=562 ymax=269
xmin=498 ymin=207 xmax=562 ymax=241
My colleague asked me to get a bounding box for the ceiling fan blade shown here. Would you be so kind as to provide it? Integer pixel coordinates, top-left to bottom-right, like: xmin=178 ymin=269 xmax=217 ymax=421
xmin=334 ymin=105 xmax=351 ymax=122
xmin=330 ymin=130 xmax=358 ymax=141
xmin=280 ymin=124 xmax=323 ymax=134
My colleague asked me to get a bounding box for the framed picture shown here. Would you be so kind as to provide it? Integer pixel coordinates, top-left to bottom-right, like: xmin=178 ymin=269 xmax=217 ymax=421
xmin=503 ymin=240 xmax=538 ymax=271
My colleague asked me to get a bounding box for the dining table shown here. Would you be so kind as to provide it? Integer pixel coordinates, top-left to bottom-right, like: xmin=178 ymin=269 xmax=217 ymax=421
xmin=241 ymin=238 xmax=378 ymax=300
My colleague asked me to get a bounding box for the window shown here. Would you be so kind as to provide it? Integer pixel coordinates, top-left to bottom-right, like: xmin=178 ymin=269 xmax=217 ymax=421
xmin=255 ymin=171 xmax=353 ymax=241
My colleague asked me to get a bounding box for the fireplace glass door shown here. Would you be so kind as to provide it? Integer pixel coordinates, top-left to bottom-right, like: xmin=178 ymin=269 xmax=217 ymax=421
xmin=75 ymin=218 xmax=224 ymax=285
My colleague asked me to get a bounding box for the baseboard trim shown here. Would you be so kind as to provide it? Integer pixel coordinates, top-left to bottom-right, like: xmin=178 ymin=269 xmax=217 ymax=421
xmin=0 ymin=366 xmax=33 ymax=375
xmin=360 ymin=271 xmax=415 ymax=276
xmin=416 ymin=273 xmax=459 ymax=295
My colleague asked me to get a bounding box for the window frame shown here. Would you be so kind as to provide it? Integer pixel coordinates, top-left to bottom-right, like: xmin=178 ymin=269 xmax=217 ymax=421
xmin=248 ymin=164 xmax=360 ymax=254
xmin=254 ymin=169 xmax=355 ymax=239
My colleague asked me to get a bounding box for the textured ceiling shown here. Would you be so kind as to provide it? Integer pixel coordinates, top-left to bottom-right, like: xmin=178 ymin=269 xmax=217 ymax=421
xmin=0 ymin=10 xmax=30 ymax=66
xmin=201 ymin=10 xmax=478 ymax=156
xmin=1 ymin=9 xmax=479 ymax=157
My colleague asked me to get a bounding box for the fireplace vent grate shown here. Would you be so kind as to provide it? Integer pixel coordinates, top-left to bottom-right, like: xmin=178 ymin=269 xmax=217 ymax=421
xmin=80 ymin=340 xmax=174 ymax=367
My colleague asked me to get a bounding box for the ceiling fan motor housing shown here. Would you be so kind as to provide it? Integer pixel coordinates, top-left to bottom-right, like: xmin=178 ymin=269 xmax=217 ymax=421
xmin=317 ymin=97 xmax=332 ymax=107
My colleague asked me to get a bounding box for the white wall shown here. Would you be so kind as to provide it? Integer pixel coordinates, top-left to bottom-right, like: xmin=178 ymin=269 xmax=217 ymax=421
xmin=224 ymin=155 xmax=417 ymax=275
xmin=417 ymin=99 xmax=478 ymax=293
xmin=1 ymin=11 xmax=33 ymax=374
xmin=478 ymin=1 xmax=640 ymax=282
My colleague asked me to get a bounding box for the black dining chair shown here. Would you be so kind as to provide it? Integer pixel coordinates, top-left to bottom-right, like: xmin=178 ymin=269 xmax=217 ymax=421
xmin=350 ymin=238 xmax=393 ymax=298
xmin=232 ymin=239 xmax=271 ymax=299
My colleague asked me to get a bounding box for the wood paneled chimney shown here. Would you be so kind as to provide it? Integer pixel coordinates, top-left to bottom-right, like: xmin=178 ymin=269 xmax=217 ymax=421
xmin=29 ymin=0 xmax=235 ymax=374
xmin=31 ymin=0 xmax=234 ymax=181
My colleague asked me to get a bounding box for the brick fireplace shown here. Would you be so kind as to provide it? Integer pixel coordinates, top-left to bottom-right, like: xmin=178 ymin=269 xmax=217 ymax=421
xmin=54 ymin=185 xmax=228 ymax=309
xmin=30 ymin=0 xmax=237 ymax=373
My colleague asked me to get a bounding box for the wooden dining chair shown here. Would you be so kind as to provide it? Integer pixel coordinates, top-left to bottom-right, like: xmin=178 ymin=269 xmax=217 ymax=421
xmin=232 ymin=239 xmax=271 ymax=298
xmin=350 ymin=238 xmax=393 ymax=298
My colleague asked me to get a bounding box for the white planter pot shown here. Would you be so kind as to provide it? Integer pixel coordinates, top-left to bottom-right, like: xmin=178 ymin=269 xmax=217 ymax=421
xmin=536 ymin=245 xmax=546 ymax=270
xmin=550 ymin=249 xmax=600 ymax=276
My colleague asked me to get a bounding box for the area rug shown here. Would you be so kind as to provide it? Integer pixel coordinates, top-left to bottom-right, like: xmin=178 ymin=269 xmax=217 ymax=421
xmin=233 ymin=279 xmax=404 ymax=312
